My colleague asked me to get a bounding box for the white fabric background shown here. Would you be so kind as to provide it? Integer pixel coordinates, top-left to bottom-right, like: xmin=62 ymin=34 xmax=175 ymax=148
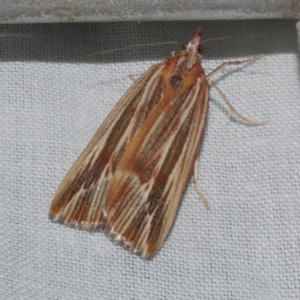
xmin=1 ymin=20 xmax=299 ymax=299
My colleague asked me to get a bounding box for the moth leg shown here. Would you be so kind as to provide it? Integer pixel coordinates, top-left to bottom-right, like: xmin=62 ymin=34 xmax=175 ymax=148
xmin=194 ymin=158 xmax=209 ymax=209
xmin=206 ymin=53 xmax=267 ymax=81
xmin=210 ymin=80 xmax=269 ymax=126
xmin=129 ymin=75 xmax=136 ymax=82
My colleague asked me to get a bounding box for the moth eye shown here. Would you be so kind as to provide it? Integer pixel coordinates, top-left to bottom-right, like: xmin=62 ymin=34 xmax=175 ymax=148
xmin=198 ymin=45 xmax=204 ymax=54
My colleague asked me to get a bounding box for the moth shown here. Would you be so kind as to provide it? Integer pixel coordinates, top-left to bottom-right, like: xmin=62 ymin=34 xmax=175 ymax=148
xmin=49 ymin=29 xmax=267 ymax=259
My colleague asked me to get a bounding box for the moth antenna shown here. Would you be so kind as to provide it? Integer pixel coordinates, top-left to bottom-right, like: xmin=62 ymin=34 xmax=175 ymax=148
xmin=203 ymin=34 xmax=270 ymax=44
xmin=88 ymin=34 xmax=269 ymax=57
xmin=88 ymin=41 xmax=181 ymax=57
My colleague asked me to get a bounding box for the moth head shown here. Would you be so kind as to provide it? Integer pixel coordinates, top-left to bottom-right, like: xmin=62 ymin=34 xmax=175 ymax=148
xmin=184 ymin=28 xmax=204 ymax=55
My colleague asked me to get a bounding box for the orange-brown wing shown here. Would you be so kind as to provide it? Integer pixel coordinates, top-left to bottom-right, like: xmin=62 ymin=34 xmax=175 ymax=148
xmin=49 ymin=63 xmax=165 ymax=230
xmin=105 ymin=64 xmax=210 ymax=258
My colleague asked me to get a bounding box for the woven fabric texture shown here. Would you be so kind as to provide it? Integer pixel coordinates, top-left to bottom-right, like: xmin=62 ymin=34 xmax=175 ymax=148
xmin=1 ymin=20 xmax=299 ymax=300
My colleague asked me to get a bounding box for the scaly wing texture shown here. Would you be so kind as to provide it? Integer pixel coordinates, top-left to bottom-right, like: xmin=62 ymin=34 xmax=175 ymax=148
xmin=50 ymin=47 xmax=209 ymax=259
xmin=107 ymin=73 xmax=209 ymax=258
xmin=49 ymin=63 xmax=164 ymax=229
xmin=105 ymin=55 xmax=210 ymax=258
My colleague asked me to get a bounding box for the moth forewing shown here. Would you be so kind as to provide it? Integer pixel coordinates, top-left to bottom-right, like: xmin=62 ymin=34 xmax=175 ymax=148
xmin=49 ymin=63 xmax=164 ymax=229
xmin=105 ymin=74 xmax=209 ymax=258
